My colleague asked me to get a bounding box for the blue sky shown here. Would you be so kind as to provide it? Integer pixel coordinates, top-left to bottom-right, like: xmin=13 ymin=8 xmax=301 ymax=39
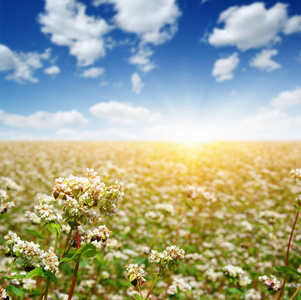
xmin=0 ymin=0 xmax=300 ymax=141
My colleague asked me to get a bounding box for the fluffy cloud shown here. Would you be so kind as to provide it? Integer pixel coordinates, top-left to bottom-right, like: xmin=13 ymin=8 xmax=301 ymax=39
xmin=39 ymin=0 xmax=111 ymax=66
xmin=131 ymin=73 xmax=144 ymax=94
xmin=239 ymin=87 xmax=301 ymax=137
xmin=129 ymin=47 xmax=156 ymax=73
xmin=80 ymin=67 xmax=105 ymax=78
xmin=283 ymin=15 xmax=301 ymax=34
xmin=94 ymin=0 xmax=180 ymax=45
xmin=250 ymin=49 xmax=281 ymax=72
xmin=270 ymin=87 xmax=301 ymax=110
xmin=89 ymin=101 xmax=160 ymax=124
xmin=0 ymin=44 xmax=51 ymax=83
xmin=212 ymin=52 xmax=239 ymax=82
xmin=208 ymin=2 xmax=301 ymax=51
xmin=94 ymin=0 xmax=181 ymax=72
xmin=44 ymin=65 xmax=60 ymax=75
xmin=240 ymin=110 xmax=293 ymax=132
xmin=0 ymin=109 xmax=88 ymax=129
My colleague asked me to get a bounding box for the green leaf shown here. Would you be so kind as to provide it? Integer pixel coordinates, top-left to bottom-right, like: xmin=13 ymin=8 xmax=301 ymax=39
xmin=227 ymin=287 xmax=244 ymax=294
xmin=43 ymin=270 xmax=58 ymax=283
xmin=24 ymin=267 xmax=58 ymax=282
xmin=6 ymin=285 xmax=24 ymax=297
xmin=68 ymin=221 xmax=75 ymax=230
xmin=46 ymin=225 xmax=56 ymax=235
xmin=60 ymin=243 xmax=98 ymax=263
xmin=134 ymin=293 xmax=145 ymax=300
xmin=49 ymin=223 xmax=61 ymax=235
xmin=25 ymin=267 xmax=44 ymax=279
xmin=24 ymin=228 xmax=45 ymax=239
xmin=4 ymin=274 xmax=26 ymax=280
xmin=81 ymin=243 xmax=98 ymax=258
xmin=276 ymin=266 xmax=301 ymax=277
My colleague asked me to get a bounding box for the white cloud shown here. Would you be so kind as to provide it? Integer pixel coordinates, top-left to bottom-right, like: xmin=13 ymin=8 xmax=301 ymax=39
xmin=56 ymin=127 xmax=135 ymax=139
xmin=44 ymin=65 xmax=60 ymax=75
xmin=89 ymin=101 xmax=160 ymax=124
xmin=212 ymin=52 xmax=239 ymax=82
xmin=208 ymin=2 xmax=301 ymax=51
xmin=240 ymin=110 xmax=293 ymax=132
xmin=270 ymin=87 xmax=301 ymax=110
xmin=55 ymin=128 xmax=77 ymax=136
xmin=0 ymin=44 xmax=51 ymax=83
xmin=237 ymin=87 xmax=301 ymax=138
xmin=129 ymin=47 xmax=156 ymax=73
xmin=0 ymin=110 xmax=88 ymax=129
xmin=283 ymin=15 xmax=301 ymax=34
xmin=80 ymin=67 xmax=105 ymax=78
xmin=250 ymin=49 xmax=281 ymax=72
xmin=94 ymin=0 xmax=181 ymax=72
xmin=94 ymin=0 xmax=181 ymax=45
xmin=39 ymin=0 xmax=111 ymax=66
xmin=131 ymin=73 xmax=144 ymax=94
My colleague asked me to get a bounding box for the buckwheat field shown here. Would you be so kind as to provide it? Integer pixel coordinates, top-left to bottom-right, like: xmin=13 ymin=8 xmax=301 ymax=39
xmin=1 ymin=141 xmax=301 ymax=300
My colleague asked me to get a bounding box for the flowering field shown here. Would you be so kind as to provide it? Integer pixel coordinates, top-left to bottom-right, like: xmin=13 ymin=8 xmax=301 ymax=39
xmin=0 ymin=141 xmax=301 ymax=300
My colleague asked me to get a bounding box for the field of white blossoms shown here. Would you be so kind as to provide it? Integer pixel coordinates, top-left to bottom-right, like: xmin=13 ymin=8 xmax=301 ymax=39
xmin=0 ymin=141 xmax=301 ymax=300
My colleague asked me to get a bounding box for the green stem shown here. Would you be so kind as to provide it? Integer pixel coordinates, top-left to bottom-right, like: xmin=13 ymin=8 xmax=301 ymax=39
xmin=67 ymin=254 xmax=81 ymax=300
xmin=137 ymin=282 xmax=143 ymax=298
xmin=174 ymin=208 xmax=187 ymax=245
xmin=146 ymin=274 xmax=158 ymax=299
xmin=60 ymin=227 xmax=73 ymax=259
xmin=44 ymin=278 xmax=50 ymax=300
xmin=38 ymin=283 xmax=46 ymax=300
xmin=1 ymin=257 xmax=16 ymax=291
xmin=54 ymin=231 xmax=59 ymax=253
xmin=277 ymin=210 xmax=300 ymax=300
xmin=67 ymin=219 xmax=81 ymax=300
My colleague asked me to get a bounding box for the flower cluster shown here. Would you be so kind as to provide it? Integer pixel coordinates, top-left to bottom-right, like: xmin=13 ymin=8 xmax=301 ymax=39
xmin=11 ymin=271 xmax=36 ymax=291
xmin=258 ymin=275 xmax=281 ymax=292
xmin=167 ymin=277 xmax=192 ymax=295
xmin=149 ymin=245 xmax=185 ymax=275
xmin=25 ymin=211 xmax=41 ymax=224
xmin=291 ymin=169 xmax=301 ymax=182
xmin=52 ymin=169 xmax=124 ymax=223
xmin=34 ymin=203 xmax=60 ymax=223
xmin=1 ymin=289 xmax=11 ymax=300
xmin=245 ymin=288 xmax=261 ymax=300
xmin=185 ymin=253 xmax=203 ymax=260
xmin=0 ymin=176 xmax=23 ymax=191
xmin=125 ymin=264 xmax=146 ymax=287
xmin=4 ymin=232 xmax=59 ymax=274
xmin=36 ymin=193 xmax=55 ymax=204
xmin=185 ymin=185 xmax=217 ymax=202
xmin=0 ymin=189 xmax=14 ymax=214
xmin=223 ymin=264 xmax=251 ymax=287
xmin=72 ymin=225 xmax=112 ymax=247
xmin=150 ymin=245 xmax=185 ymax=263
